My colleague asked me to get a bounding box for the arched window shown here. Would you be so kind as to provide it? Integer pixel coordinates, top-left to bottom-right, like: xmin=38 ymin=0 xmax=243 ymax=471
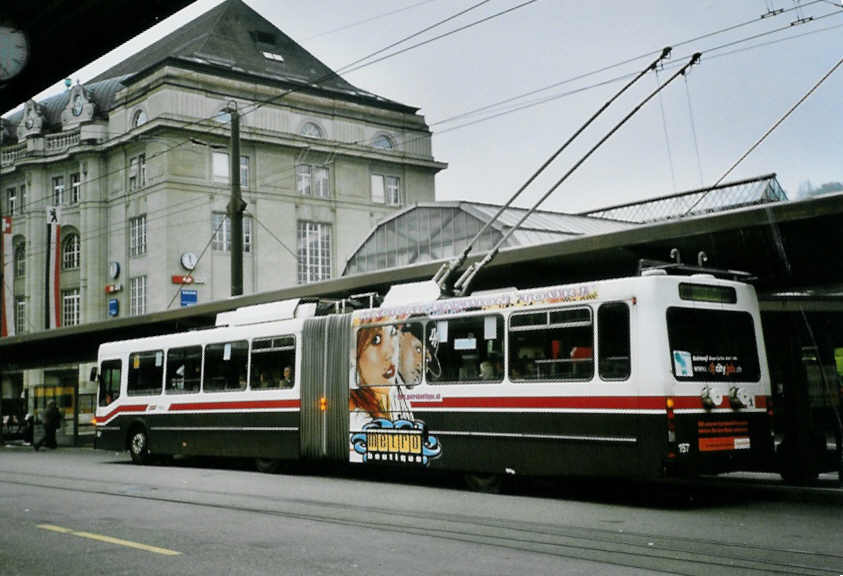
xmin=372 ymin=134 xmax=394 ymax=150
xmin=62 ymin=233 xmax=80 ymax=270
xmin=300 ymin=122 xmax=323 ymax=139
xmin=132 ymin=109 xmax=148 ymax=128
xmin=14 ymin=241 xmax=25 ymax=278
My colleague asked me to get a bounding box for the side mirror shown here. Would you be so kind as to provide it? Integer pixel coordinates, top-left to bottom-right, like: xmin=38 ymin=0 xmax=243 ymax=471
xmin=89 ymin=366 xmax=98 ymax=382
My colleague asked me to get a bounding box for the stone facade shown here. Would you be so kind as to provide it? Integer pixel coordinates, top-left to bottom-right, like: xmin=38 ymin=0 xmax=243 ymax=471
xmin=1 ymin=40 xmax=444 ymax=336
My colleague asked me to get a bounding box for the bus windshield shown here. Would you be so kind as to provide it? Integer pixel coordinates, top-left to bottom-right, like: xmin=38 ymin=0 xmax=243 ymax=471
xmin=667 ymin=307 xmax=760 ymax=382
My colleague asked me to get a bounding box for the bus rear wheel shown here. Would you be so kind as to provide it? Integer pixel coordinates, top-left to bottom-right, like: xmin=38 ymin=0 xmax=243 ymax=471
xmin=129 ymin=427 xmax=150 ymax=465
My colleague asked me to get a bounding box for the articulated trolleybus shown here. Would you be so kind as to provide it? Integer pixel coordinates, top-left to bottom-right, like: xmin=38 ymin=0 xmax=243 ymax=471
xmin=94 ymin=271 xmax=773 ymax=480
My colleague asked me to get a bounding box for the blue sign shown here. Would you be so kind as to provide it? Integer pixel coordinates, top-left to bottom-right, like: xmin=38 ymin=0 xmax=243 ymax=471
xmin=108 ymin=298 xmax=119 ymax=317
xmin=181 ymin=289 xmax=198 ymax=307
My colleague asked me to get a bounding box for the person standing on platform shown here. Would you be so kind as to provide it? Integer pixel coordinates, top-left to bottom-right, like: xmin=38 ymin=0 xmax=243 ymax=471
xmin=34 ymin=401 xmax=61 ymax=451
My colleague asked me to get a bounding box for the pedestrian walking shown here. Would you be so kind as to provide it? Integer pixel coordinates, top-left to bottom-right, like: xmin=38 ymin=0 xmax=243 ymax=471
xmin=33 ymin=401 xmax=61 ymax=451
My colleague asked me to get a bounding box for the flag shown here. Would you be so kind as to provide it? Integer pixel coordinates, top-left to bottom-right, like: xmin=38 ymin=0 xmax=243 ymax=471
xmin=46 ymin=207 xmax=61 ymax=329
xmin=1 ymin=217 xmax=13 ymax=337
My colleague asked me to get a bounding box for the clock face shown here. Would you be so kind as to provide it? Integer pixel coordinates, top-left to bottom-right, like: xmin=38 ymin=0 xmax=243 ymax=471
xmin=108 ymin=261 xmax=120 ymax=280
xmin=180 ymin=252 xmax=198 ymax=271
xmin=0 ymin=24 xmax=29 ymax=82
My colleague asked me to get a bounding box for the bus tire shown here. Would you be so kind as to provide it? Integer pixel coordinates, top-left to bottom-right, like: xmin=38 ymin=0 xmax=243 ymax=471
xmin=255 ymin=458 xmax=281 ymax=473
xmin=128 ymin=426 xmax=150 ymax=465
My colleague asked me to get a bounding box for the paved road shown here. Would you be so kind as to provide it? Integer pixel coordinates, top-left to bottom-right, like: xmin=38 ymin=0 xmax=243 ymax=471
xmin=1 ymin=446 xmax=841 ymax=576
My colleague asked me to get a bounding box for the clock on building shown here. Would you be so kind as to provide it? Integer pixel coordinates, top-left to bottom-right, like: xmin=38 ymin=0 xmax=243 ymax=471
xmin=0 ymin=20 xmax=29 ymax=82
xmin=108 ymin=261 xmax=120 ymax=280
xmin=180 ymin=252 xmax=198 ymax=271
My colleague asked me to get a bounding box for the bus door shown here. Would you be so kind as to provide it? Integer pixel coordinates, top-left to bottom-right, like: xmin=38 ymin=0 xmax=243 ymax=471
xmin=300 ymin=315 xmax=351 ymax=462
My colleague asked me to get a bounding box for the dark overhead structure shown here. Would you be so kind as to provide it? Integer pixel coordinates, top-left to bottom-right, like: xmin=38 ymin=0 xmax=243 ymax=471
xmin=0 ymin=0 xmax=194 ymax=114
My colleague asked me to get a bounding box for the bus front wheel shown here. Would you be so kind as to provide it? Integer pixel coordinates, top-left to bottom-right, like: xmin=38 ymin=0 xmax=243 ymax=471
xmin=129 ymin=427 xmax=150 ymax=465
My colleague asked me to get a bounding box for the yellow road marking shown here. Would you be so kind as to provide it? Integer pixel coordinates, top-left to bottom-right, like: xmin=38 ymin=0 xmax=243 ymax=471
xmin=37 ymin=524 xmax=181 ymax=556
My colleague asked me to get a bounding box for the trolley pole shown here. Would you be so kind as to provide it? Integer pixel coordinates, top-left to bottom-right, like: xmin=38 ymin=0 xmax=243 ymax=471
xmin=228 ymin=104 xmax=244 ymax=297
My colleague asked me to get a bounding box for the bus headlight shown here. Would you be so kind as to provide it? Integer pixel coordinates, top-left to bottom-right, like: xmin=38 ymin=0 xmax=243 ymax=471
xmin=729 ymin=387 xmax=752 ymax=409
xmin=701 ymin=386 xmax=722 ymax=409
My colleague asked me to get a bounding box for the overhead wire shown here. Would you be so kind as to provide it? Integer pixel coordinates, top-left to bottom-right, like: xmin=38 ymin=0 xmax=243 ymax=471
xmin=684 ymin=75 xmax=705 ymax=187
xmin=4 ymin=0 xmax=535 ymax=295
xmin=10 ymin=4 xmax=841 ymax=267
xmin=429 ymin=0 xmax=826 ymax=128
xmin=8 ymin=0 xmax=523 ymax=216
xmin=4 ymin=2 xmax=840 ymax=280
xmin=302 ymin=0 xmax=441 ymax=41
xmin=8 ymin=3 xmax=840 ymax=253
xmin=654 ymin=68 xmax=678 ymax=194
xmin=683 ymin=55 xmax=842 ymax=215
xmin=451 ymin=52 xmax=703 ymax=295
xmin=165 ymin=213 xmax=228 ymax=310
xmin=428 ymin=6 xmax=842 ymax=139
xmin=10 ymin=0 xmax=838 ymax=219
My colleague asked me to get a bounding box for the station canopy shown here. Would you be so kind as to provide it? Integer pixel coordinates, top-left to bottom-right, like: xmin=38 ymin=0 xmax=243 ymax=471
xmin=342 ymin=174 xmax=786 ymax=276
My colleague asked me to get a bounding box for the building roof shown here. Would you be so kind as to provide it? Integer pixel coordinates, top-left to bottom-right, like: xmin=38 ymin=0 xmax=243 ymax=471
xmin=581 ymin=174 xmax=787 ymax=223
xmin=88 ymin=0 xmax=414 ymax=112
xmin=4 ymin=76 xmax=131 ymax=130
xmin=342 ymin=201 xmax=633 ymax=276
xmin=342 ymin=175 xmax=789 ymax=277
xmin=2 ymin=0 xmax=415 ymax=137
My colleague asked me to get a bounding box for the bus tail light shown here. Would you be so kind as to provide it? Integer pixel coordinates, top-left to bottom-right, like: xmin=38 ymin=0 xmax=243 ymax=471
xmin=666 ymin=397 xmax=676 ymax=443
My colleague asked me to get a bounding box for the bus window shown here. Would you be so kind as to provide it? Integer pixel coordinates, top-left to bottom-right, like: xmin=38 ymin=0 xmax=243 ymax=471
xmin=99 ymin=360 xmax=121 ymax=406
xmin=127 ymin=351 xmax=164 ymax=396
xmin=250 ymin=336 xmax=295 ymax=389
xmin=667 ymin=308 xmax=760 ymax=381
xmin=166 ymin=346 xmax=202 ymax=394
xmin=598 ymin=302 xmax=630 ymax=380
xmin=204 ymin=340 xmax=248 ymax=392
xmin=509 ymin=307 xmax=593 ymax=381
xmin=425 ymin=315 xmax=503 ymax=384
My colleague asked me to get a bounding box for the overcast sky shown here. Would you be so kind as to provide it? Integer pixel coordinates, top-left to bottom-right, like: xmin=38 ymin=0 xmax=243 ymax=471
xmin=27 ymin=0 xmax=843 ymax=212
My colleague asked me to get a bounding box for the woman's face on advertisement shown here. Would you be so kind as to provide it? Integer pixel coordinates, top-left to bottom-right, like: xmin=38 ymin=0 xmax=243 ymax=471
xmin=359 ymin=325 xmax=398 ymax=386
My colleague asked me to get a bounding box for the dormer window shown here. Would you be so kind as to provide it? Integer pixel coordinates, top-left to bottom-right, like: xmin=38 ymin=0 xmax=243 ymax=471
xmin=132 ymin=109 xmax=148 ymax=128
xmin=300 ymin=122 xmax=322 ymax=139
xmin=262 ymin=51 xmax=284 ymax=62
xmin=372 ymin=134 xmax=394 ymax=150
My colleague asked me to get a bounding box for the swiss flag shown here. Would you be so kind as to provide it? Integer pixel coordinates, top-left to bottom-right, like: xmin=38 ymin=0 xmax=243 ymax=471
xmin=1 ymin=217 xmax=10 ymax=235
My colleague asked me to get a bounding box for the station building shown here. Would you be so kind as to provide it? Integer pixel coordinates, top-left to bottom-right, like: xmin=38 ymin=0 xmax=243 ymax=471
xmin=0 ymin=0 xmax=444 ymax=438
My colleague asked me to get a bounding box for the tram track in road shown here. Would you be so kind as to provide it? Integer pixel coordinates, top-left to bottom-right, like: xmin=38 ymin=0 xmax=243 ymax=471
xmin=1 ymin=468 xmax=839 ymax=576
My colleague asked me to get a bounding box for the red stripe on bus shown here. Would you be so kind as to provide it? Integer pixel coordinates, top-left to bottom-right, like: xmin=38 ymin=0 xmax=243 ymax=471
xmin=410 ymin=396 xmax=666 ymax=410
xmin=169 ymin=399 xmax=301 ymax=411
xmin=97 ymin=404 xmax=148 ymax=423
xmin=409 ymin=395 xmax=768 ymax=411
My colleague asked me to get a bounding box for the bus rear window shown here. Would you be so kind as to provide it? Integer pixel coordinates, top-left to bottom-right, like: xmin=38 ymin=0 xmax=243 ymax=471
xmin=667 ymin=308 xmax=760 ymax=381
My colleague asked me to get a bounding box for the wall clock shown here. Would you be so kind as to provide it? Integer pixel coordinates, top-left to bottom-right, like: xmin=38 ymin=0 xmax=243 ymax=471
xmin=0 ymin=20 xmax=29 ymax=82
